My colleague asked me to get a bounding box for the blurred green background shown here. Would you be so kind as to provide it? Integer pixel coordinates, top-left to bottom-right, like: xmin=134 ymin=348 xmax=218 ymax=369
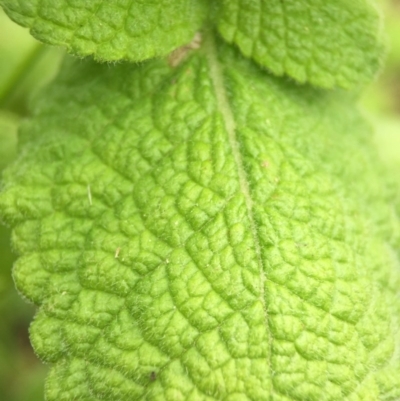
xmin=0 ymin=2 xmax=400 ymax=400
xmin=362 ymin=0 xmax=400 ymax=170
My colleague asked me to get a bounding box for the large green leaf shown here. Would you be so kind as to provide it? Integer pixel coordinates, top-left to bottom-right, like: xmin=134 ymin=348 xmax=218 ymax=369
xmin=0 ymin=108 xmax=47 ymax=401
xmin=0 ymin=0 xmax=208 ymax=62
xmin=1 ymin=36 xmax=399 ymax=400
xmin=216 ymin=0 xmax=385 ymax=89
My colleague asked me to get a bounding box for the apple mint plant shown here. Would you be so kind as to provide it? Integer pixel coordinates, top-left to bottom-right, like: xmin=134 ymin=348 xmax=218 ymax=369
xmin=1 ymin=1 xmax=400 ymax=400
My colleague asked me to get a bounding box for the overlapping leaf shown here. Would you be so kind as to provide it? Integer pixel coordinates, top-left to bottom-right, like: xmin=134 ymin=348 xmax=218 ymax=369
xmin=1 ymin=38 xmax=400 ymax=400
xmin=216 ymin=0 xmax=385 ymax=88
xmin=0 ymin=0 xmax=208 ymax=62
xmin=1 ymin=0 xmax=385 ymax=89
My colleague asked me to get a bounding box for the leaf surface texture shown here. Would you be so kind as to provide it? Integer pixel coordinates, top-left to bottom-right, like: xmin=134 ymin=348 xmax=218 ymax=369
xmin=0 ymin=0 xmax=207 ymax=62
xmin=1 ymin=38 xmax=400 ymax=400
xmin=216 ymin=0 xmax=384 ymax=88
xmin=0 ymin=0 xmax=385 ymax=89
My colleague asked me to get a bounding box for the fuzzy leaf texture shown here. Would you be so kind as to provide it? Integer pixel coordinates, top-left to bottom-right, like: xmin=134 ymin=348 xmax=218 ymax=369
xmin=0 ymin=0 xmax=208 ymax=62
xmin=0 ymin=0 xmax=385 ymax=89
xmin=1 ymin=35 xmax=400 ymax=401
xmin=215 ymin=0 xmax=385 ymax=89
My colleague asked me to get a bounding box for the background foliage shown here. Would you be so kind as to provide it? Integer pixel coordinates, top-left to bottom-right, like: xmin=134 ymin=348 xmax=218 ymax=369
xmin=0 ymin=1 xmax=399 ymax=399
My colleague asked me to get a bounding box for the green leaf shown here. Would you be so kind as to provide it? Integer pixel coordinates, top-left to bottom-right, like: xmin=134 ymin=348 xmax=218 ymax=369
xmin=1 ymin=36 xmax=400 ymax=401
xmin=216 ymin=0 xmax=385 ymax=89
xmin=0 ymin=104 xmax=47 ymax=401
xmin=0 ymin=0 xmax=208 ymax=62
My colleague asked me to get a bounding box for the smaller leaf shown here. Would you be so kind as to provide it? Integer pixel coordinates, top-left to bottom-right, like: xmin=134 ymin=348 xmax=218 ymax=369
xmin=0 ymin=0 xmax=209 ymax=62
xmin=216 ymin=0 xmax=385 ymax=89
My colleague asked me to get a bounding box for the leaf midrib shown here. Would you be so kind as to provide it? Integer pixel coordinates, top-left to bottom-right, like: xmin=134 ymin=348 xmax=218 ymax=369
xmin=203 ymin=31 xmax=274 ymax=394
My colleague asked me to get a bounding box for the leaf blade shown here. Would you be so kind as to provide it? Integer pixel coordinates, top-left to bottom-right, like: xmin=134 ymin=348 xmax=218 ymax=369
xmin=0 ymin=0 xmax=208 ymax=62
xmin=216 ymin=0 xmax=385 ymax=89
xmin=1 ymin=38 xmax=400 ymax=400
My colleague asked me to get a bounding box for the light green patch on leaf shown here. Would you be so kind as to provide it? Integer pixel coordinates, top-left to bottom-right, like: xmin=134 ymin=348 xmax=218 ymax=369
xmin=216 ymin=0 xmax=385 ymax=89
xmin=1 ymin=37 xmax=400 ymax=401
xmin=0 ymin=0 xmax=208 ymax=62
